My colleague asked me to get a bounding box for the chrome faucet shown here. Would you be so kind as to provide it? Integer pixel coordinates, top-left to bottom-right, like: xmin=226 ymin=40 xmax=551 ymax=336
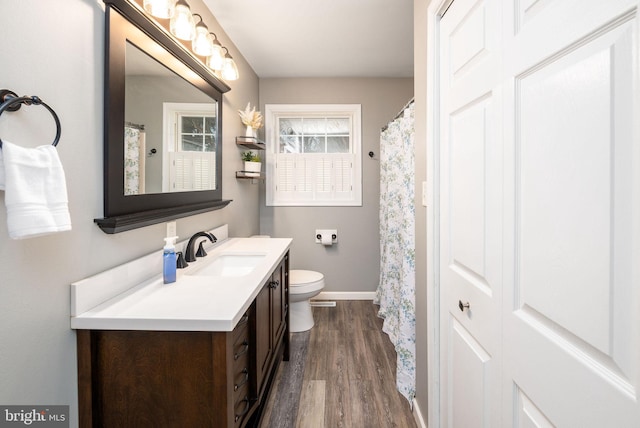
xmin=184 ymin=231 xmax=217 ymax=262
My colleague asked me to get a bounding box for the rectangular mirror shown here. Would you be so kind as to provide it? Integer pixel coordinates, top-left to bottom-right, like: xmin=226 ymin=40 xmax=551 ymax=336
xmin=96 ymin=0 xmax=231 ymax=233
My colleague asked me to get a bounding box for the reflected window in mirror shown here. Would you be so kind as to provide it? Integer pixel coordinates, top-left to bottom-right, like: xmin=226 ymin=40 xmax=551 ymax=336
xmin=164 ymin=103 xmax=218 ymax=192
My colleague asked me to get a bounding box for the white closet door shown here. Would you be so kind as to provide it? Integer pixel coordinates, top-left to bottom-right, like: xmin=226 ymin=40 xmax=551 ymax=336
xmin=436 ymin=0 xmax=640 ymax=426
xmin=438 ymin=0 xmax=503 ymax=426
xmin=501 ymin=0 xmax=640 ymax=425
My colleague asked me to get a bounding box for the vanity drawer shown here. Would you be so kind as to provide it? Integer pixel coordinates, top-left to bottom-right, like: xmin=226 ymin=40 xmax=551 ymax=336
xmin=233 ymin=309 xmax=251 ymax=341
xmin=232 ymin=326 xmax=251 ymax=394
xmin=233 ymin=384 xmax=252 ymax=428
xmin=232 ymin=323 xmax=250 ymax=363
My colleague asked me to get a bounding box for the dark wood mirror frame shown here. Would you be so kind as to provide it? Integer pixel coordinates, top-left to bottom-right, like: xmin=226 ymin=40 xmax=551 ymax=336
xmin=95 ymin=0 xmax=232 ymax=234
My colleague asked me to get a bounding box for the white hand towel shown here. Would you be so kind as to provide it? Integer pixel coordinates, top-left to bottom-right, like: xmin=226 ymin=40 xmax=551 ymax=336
xmin=1 ymin=141 xmax=72 ymax=239
xmin=0 ymin=149 xmax=5 ymax=190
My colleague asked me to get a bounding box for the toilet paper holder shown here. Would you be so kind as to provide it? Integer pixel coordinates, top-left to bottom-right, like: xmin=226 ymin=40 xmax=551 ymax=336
xmin=315 ymin=229 xmax=338 ymax=244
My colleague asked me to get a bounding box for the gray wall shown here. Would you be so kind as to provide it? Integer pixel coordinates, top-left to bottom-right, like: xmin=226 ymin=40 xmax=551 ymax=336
xmin=259 ymin=78 xmax=414 ymax=293
xmin=0 ymin=1 xmax=260 ymax=425
xmin=414 ymin=0 xmax=431 ymax=420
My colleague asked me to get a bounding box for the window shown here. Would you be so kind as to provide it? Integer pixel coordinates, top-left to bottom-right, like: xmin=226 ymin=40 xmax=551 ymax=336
xmin=163 ymin=103 xmax=217 ymax=192
xmin=177 ymin=115 xmax=217 ymax=152
xmin=265 ymin=104 xmax=362 ymax=206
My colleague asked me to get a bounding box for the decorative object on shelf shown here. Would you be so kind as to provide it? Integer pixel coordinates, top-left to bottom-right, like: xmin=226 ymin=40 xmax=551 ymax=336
xmin=238 ymin=102 xmax=263 ymax=137
xmin=134 ymin=0 xmax=239 ymax=81
xmin=242 ymin=151 xmax=262 ymax=177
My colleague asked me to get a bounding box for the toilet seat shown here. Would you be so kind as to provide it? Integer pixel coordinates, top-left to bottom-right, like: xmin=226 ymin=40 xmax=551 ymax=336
xmin=290 ymin=270 xmax=324 ymax=294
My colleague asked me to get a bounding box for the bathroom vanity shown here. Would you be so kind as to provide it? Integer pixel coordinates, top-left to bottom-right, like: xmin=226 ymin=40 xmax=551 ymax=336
xmin=71 ymin=232 xmax=291 ymax=427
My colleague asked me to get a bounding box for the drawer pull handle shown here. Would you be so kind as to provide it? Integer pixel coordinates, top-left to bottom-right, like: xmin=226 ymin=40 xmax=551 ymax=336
xmin=458 ymin=300 xmax=470 ymax=312
xmin=234 ymin=396 xmax=250 ymax=422
xmin=237 ymin=314 xmax=249 ymax=326
xmin=269 ymin=280 xmax=280 ymax=289
xmin=234 ymin=368 xmax=249 ymax=391
xmin=234 ymin=340 xmax=249 ymax=360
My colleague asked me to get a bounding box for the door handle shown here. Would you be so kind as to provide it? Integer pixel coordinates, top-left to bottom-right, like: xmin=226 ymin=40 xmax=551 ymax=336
xmin=458 ymin=300 xmax=470 ymax=312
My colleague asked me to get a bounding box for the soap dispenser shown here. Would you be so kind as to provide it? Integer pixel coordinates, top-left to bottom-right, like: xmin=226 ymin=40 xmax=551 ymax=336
xmin=163 ymin=236 xmax=178 ymax=284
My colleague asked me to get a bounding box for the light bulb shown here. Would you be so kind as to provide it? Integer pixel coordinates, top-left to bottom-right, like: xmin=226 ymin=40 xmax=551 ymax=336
xmin=207 ymin=34 xmax=225 ymax=71
xmin=143 ymin=0 xmax=175 ymax=19
xmin=192 ymin=15 xmax=213 ymax=56
xmin=170 ymin=0 xmax=195 ymax=41
xmin=222 ymin=49 xmax=239 ymax=81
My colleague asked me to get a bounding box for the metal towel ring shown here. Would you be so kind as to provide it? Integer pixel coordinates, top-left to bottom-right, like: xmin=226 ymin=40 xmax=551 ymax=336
xmin=0 ymin=91 xmax=61 ymax=148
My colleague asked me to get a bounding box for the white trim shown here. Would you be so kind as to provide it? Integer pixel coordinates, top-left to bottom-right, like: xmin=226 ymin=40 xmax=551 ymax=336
xmin=426 ymin=0 xmax=448 ymax=427
xmin=313 ymin=291 xmax=375 ymax=301
xmin=412 ymin=398 xmax=428 ymax=428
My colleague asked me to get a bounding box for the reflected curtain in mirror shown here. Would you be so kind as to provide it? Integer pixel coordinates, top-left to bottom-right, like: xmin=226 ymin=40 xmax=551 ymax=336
xmin=124 ymin=123 xmax=146 ymax=195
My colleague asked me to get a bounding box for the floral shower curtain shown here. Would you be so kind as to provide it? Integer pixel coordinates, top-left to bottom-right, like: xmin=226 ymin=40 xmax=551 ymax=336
xmin=124 ymin=125 xmax=146 ymax=195
xmin=375 ymin=101 xmax=415 ymax=404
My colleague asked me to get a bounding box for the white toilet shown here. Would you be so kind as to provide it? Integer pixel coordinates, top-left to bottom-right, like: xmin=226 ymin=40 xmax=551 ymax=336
xmin=289 ymin=269 xmax=325 ymax=332
xmin=250 ymin=235 xmax=325 ymax=332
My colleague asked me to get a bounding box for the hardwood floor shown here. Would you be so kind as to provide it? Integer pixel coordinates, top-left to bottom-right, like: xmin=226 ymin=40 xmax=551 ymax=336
xmin=260 ymin=301 xmax=417 ymax=428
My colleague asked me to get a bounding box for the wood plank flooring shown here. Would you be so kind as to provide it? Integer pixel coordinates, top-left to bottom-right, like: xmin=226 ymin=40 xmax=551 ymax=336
xmin=260 ymin=301 xmax=417 ymax=428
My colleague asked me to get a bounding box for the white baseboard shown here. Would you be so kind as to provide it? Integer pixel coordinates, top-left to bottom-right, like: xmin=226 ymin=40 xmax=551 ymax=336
xmin=413 ymin=398 xmax=427 ymax=428
xmin=313 ymin=291 xmax=376 ymax=301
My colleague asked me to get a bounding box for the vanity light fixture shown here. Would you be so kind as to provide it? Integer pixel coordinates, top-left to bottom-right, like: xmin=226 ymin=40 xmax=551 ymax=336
xmin=143 ymin=0 xmax=175 ymax=19
xmin=170 ymin=0 xmax=196 ymax=40
xmin=191 ymin=14 xmax=213 ymax=56
xmin=221 ymin=47 xmax=239 ymax=81
xmin=133 ymin=0 xmax=239 ymax=81
xmin=206 ymin=32 xmax=225 ymax=71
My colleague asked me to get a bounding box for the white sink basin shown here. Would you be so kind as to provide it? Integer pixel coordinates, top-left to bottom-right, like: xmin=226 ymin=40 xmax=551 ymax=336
xmin=188 ymin=253 xmax=266 ymax=277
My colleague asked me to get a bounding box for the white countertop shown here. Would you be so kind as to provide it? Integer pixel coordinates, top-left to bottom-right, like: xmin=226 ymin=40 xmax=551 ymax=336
xmin=71 ymin=236 xmax=291 ymax=332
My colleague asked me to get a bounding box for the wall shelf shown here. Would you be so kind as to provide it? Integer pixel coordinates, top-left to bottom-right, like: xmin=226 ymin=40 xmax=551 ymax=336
xmin=236 ymin=171 xmax=265 ymax=180
xmin=236 ymin=136 xmax=265 ymax=150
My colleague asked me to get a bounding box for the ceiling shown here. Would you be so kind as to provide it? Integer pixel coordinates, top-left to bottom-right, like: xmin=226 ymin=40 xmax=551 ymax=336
xmin=201 ymin=0 xmax=414 ymax=78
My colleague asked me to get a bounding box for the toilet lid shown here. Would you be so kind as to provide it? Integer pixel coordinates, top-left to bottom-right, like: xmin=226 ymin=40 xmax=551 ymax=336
xmin=290 ymin=269 xmax=324 ymax=286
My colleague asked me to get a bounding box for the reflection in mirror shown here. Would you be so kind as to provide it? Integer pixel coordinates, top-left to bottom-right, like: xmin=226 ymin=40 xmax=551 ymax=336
xmin=124 ymin=42 xmax=218 ymax=195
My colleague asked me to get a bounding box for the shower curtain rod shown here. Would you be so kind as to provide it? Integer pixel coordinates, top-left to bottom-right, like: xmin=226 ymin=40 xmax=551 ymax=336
xmin=381 ymin=97 xmax=414 ymax=132
xmin=125 ymin=121 xmax=145 ymax=130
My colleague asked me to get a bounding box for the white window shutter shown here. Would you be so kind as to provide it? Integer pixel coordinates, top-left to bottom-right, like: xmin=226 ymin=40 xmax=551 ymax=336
xmin=170 ymin=153 xmax=190 ymax=190
xmin=296 ymin=156 xmax=314 ymax=199
xmin=333 ymin=155 xmax=354 ymax=200
xmin=276 ymin=155 xmax=295 ymax=201
xmin=169 ymin=152 xmax=216 ymax=191
xmin=315 ymin=157 xmax=332 ymax=198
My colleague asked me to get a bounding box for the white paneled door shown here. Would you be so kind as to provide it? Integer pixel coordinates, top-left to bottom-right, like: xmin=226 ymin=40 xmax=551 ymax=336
xmin=436 ymin=0 xmax=640 ymax=426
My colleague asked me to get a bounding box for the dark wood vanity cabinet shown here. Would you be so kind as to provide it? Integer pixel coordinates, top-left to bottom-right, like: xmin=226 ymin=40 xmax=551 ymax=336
xmin=76 ymin=252 xmax=290 ymax=428
xmin=253 ymin=254 xmax=289 ymax=400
